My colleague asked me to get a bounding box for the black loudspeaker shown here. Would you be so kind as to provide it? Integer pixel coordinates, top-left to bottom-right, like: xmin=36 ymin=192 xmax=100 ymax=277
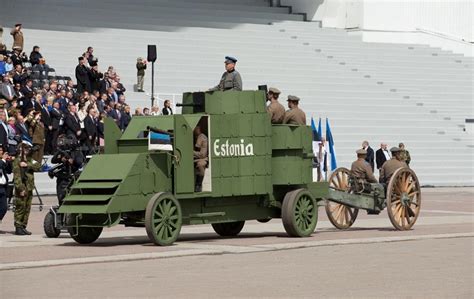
xmin=147 ymin=45 xmax=157 ymax=62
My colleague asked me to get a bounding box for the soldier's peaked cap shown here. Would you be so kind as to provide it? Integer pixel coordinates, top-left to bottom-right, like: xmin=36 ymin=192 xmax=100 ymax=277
xmin=224 ymin=56 xmax=237 ymax=63
xmin=22 ymin=140 xmax=33 ymax=147
xmin=356 ymin=149 xmax=367 ymax=155
xmin=287 ymin=95 xmax=300 ymax=101
xmin=269 ymin=87 xmax=281 ymax=94
xmin=390 ymin=147 xmax=401 ymax=153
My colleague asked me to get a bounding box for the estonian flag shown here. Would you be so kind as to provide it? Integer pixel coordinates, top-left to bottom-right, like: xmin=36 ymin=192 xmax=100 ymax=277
xmin=148 ymin=131 xmax=173 ymax=151
xmin=326 ymin=118 xmax=337 ymax=171
xmin=311 ymin=117 xmax=321 ymax=141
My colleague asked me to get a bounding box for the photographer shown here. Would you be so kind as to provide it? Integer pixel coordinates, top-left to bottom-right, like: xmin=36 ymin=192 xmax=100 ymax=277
xmin=50 ymin=135 xmax=84 ymax=204
xmin=0 ymin=146 xmax=13 ymax=225
xmin=136 ymin=57 xmax=147 ymax=92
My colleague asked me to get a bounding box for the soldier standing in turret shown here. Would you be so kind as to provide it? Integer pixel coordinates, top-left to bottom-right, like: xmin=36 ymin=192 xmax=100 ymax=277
xmin=13 ymin=141 xmax=41 ymax=235
xmin=266 ymin=87 xmax=285 ymax=124
xmin=209 ymin=56 xmax=242 ymax=91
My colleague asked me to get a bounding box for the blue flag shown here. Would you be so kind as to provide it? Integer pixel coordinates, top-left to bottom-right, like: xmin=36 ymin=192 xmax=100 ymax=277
xmin=326 ymin=118 xmax=337 ymax=171
xmin=310 ymin=117 xmax=320 ymax=141
xmin=317 ymin=118 xmax=322 ymax=141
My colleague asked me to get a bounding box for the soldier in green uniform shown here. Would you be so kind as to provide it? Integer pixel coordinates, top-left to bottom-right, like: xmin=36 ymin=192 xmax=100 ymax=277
xmin=13 ymin=141 xmax=41 ymax=235
xmin=193 ymin=125 xmax=208 ymax=192
xmin=398 ymin=142 xmax=411 ymax=166
xmin=351 ymin=149 xmax=378 ymax=184
xmin=283 ymin=95 xmax=306 ymax=125
xmin=209 ymin=56 xmax=242 ymax=91
xmin=379 ymin=147 xmax=408 ymax=184
xmin=266 ymin=87 xmax=285 ymax=124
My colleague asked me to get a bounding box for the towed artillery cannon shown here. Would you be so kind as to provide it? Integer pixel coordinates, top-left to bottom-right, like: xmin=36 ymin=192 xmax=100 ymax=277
xmin=59 ymin=91 xmax=328 ymax=245
xmin=324 ymin=167 xmax=421 ymax=230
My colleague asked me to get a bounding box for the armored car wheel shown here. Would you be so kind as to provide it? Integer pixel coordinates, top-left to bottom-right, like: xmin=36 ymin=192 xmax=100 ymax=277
xmin=325 ymin=168 xmax=359 ymax=229
xmin=386 ymin=168 xmax=421 ymax=230
xmin=282 ymin=189 xmax=318 ymax=237
xmin=43 ymin=211 xmax=61 ymax=238
xmin=67 ymin=226 xmax=103 ymax=244
xmin=212 ymin=221 xmax=245 ymax=237
xmin=145 ymin=193 xmax=182 ymax=246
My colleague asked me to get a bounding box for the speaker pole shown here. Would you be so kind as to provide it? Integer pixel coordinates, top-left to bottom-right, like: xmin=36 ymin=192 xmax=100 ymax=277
xmin=151 ymin=61 xmax=155 ymax=108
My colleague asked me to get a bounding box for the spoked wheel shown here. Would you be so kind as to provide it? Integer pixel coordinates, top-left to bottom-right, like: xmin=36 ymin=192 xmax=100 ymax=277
xmin=212 ymin=221 xmax=245 ymax=237
xmin=145 ymin=193 xmax=182 ymax=246
xmin=325 ymin=167 xmax=359 ymax=229
xmin=386 ymin=167 xmax=421 ymax=230
xmin=282 ymin=188 xmax=318 ymax=237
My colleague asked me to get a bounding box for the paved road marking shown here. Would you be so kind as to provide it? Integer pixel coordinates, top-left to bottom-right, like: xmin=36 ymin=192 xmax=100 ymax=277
xmin=1 ymin=215 xmax=473 ymax=248
xmin=1 ymin=232 xmax=472 ymax=271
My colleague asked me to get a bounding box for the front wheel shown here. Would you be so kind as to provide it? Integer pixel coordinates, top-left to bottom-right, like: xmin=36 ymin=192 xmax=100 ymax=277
xmin=43 ymin=211 xmax=61 ymax=238
xmin=282 ymin=189 xmax=318 ymax=237
xmin=145 ymin=193 xmax=183 ymax=246
xmin=67 ymin=226 xmax=103 ymax=244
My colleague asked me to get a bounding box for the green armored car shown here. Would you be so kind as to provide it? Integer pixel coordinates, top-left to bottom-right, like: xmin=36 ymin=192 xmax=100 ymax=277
xmin=59 ymin=91 xmax=328 ymax=245
xmin=60 ymin=90 xmax=422 ymax=245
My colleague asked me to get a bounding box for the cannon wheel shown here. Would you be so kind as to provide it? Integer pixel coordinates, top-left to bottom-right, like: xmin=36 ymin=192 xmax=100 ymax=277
xmin=282 ymin=188 xmax=318 ymax=237
xmin=43 ymin=210 xmax=61 ymax=238
xmin=325 ymin=167 xmax=359 ymax=229
xmin=145 ymin=192 xmax=182 ymax=246
xmin=386 ymin=167 xmax=421 ymax=230
xmin=67 ymin=226 xmax=103 ymax=244
xmin=212 ymin=221 xmax=245 ymax=236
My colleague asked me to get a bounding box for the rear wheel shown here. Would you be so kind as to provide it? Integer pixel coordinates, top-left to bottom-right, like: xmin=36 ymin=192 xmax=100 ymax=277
xmin=43 ymin=211 xmax=61 ymax=238
xmin=145 ymin=193 xmax=182 ymax=246
xmin=212 ymin=221 xmax=245 ymax=236
xmin=67 ymin=226 xmax=103 ymax=244
xmin=282 ymin=189 xmax=318 ymax=237
xmin=325 ymin=167 xmax=359 ymax=229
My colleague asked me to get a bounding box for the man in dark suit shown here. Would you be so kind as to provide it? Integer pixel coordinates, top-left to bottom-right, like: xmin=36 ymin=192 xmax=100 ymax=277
xmin=50 ymin=102 xmax=62 ymax=151
xmin=162 ymin=100 xmax=173 ymax=115
xmin=15 ymin=115 xmax=31 ymax=141
xmin=20 ymin=79 xmax=33 ymax=96
xmin=75 ymin=57 xmax=91 ymax=93
xmin=108 ymin=103 xmax=122 ymax=128
xmin=20 ymin=92 xmax=40 ymax=117
xmin=64 ymin=104 xmax=82 ymax=141
xmin=0 ymin=111 xmax=9 ymax=151
xmin=376 ymin=143 xmax=391 ymax=172
xmin=83 ymin=108 xmax=98 ymax=154
xmin=362 ymin=140 xmax=375 ymax=172
xmin=40 ymin=101 xmax=53 ymax=154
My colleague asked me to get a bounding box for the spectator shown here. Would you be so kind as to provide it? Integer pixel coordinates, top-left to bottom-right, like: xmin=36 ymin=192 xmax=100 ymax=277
xmin=134 ymin=107 xmax=143 ymax=116
xmin=399 ymin=142 xmax=411 ymax=166
xmin=64 ymin=103 xmax=82 ymax=140
xmin=4 ymin=57 xmax=13 ymax=73
xmin=150 ymin=106 xmax=160 ymax=116
xmin=84 ymin=107 xmax=98 ymax=154
xmin=0 ymin=54 xmax=6 ymax=76
xmin=75 ymin=57 xmax=91 ymax=93
xmin=143 ymin=107 xmax=150 ymax=116
xmin=362 ymin=140 xmax=375 ymax=172
xmin=120 ymin=105 xmax=131 ymax=131
xmin=0 ymin=75 xmax=15 ymax=102
xmin=108 ymin=103 xmax=122 ymax=128
xmin=136 ymin=57 xmax=147 ymax=92
xmin=86 ymin=46 xmax=95 ymax=65
xmin=7 ymin=116 xmax=19 ymax=155
xmin=97 ymin=112 xmax=107 ymax=147
xmin=20 ymin=92 xmax=40 ymax=117
xmin=0 ymin=146 xmax=13 ymax=225
xmin=10 ymin=47 xmax=28 ymax=67
xmin=375 ymin=143 xmax=391 ymax=173
xmin=49 ymin=101 xmax=62 ymax=151
xmin=0 ymin=110 xmax=9 ymax=151
xmin=89 ymin=64 xmax=103 ymax=92
xmin=13 ymin=64 xmax=28 ymax=86
xmin=15 ymin=114 xmax=31 ymax=141
xmin=10 ymin=23 xmax=24 ymax=51
xmin=29 ymin=46 xmax=47 ymax=71
xmin=20 ymin=79 xmax=33 ymax=96
xmin=115 ymin=76 xmax=126 ymax=96
xmin=162 ymin=100 xmax=173 ymax=115
xmin=41 ymin=96 xmax=53 ymax=155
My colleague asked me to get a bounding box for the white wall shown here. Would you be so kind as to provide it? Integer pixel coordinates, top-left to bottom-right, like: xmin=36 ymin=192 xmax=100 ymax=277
xmin=283 ymin=0 xmax=473 ymax=55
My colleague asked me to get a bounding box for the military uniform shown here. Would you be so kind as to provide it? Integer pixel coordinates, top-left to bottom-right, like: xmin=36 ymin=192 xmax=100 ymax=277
xmin=13 ymin=143 xmax=41 ymax=233
xmin=283 ymin=95 xmax=306 ymax=125
xmin=10 ymin=25 xmax=24 ymax=51
xmin=209 ymin=56 xmax=242 ymax=92
xmin=379 ymin=156 xmax=407 ymax=184
xmin=267 ymin=101 xmax=285 ymax=124
xmin=28 ymin=117 xmax=45 ymax=163
xmin=210 ymin=70 xmax=242 ymax=92
xmin=351 ymin=158 xmax=378 ymax=183
xmin=400 ymin=149 xmax=411 ymax=166
xmin=193 ymin=133 xmax=208 ymax=192
xmin=136 ymin=58 xmax=146 ymax=92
